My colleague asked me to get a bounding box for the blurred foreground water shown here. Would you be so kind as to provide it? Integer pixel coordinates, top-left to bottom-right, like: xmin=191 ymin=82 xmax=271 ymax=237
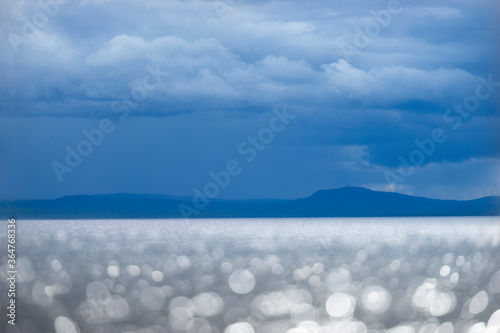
xmin=1 ymin=217 xmax=500 ymax=333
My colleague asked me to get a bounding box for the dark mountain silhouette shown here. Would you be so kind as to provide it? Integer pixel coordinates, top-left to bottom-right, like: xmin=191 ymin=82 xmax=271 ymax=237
xmin=0 ymin=187 xmax=498 ymax=219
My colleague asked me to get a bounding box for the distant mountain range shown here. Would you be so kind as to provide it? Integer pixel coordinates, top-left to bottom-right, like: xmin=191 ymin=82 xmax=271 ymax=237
xmin=0 ymin=187 xmax=499 ymax=219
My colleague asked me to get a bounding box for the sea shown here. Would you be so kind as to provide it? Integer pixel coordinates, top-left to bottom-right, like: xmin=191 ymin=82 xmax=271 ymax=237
xmin=1 ymin=217 xmax=500 ymax=333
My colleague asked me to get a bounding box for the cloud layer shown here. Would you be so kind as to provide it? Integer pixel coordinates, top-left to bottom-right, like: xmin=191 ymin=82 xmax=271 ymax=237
xmin=0 ymin=0 xmax=499 ymax=200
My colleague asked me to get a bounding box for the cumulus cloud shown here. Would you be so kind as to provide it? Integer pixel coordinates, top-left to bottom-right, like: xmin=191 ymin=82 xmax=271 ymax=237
xmin=0 ymin=32 xmax=484 ymax=117
xmin=1 ymin=0 xmax=497 ymax=115
xmin=322 ymin=59 xmax=477 ymax=106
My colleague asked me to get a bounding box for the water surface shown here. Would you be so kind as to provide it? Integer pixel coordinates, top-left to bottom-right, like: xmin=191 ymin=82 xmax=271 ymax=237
xmin=1 ymin=217 xmax=500 ymax=333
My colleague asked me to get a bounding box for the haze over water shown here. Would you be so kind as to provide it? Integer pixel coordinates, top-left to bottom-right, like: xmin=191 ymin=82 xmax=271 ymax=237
xmin=2 ymin=217 xmax=500 ymax=333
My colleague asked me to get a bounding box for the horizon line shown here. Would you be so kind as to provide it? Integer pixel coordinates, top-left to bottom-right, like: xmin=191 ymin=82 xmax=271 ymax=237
xmin=3 ymin=186 xmax=499 ymax=203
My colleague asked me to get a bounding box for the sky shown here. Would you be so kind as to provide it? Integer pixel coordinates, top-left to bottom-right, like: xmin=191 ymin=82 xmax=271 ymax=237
xmin=0 ymin=0 xmax=499 ymax=201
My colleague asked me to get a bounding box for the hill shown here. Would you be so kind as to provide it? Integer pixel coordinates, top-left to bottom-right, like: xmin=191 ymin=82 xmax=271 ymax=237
xmin=0 ymin=187 xmax=498 ymax=219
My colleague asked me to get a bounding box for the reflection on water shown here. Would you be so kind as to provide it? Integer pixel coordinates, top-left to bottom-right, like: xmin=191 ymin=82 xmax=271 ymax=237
xmin=1 ymin=217 xmax=500 ymax=333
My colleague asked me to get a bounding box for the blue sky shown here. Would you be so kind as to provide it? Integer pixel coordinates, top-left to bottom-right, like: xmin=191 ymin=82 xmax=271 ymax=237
xmin=0 ymin=0 xmax=499 ymax=201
